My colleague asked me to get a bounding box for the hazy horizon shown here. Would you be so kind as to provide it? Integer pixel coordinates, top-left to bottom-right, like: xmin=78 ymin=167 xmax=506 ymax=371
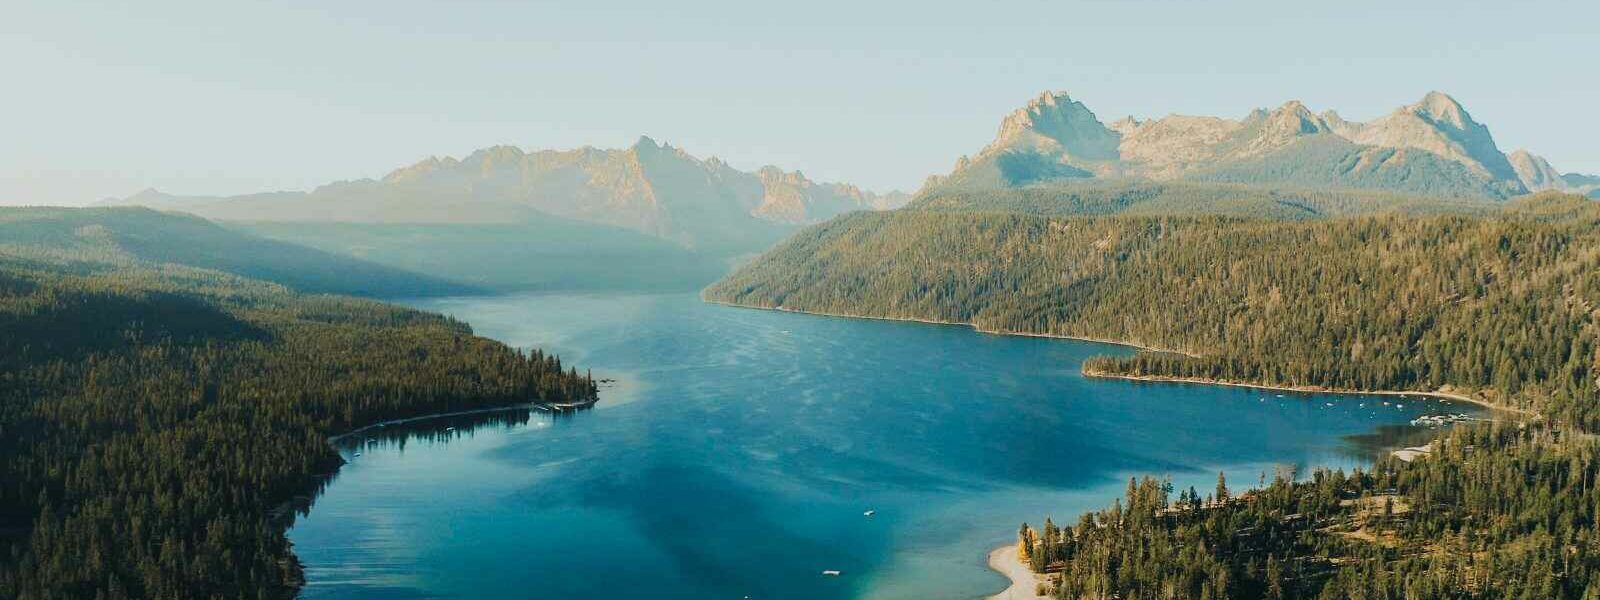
xmin=4 ymin=0 xmax=1597 ymax=206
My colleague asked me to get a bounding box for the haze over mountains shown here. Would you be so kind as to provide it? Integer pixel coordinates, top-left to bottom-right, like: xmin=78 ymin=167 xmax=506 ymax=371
xmin=113 ymin=136 xmax=908 ymax=253
xmin=926 ymin=90 xmax=1599 ymax=199
xmin=106 ymin=137 xmax=910 ymax=292
xmin=98 ymin=89 xmax=1594 ymax=294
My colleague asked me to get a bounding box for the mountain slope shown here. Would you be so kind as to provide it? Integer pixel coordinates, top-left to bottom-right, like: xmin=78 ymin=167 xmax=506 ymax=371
xmin=1507 ymin=149 xmax=1568 ymax=192
xmin=928 ymin=91 xmax=1554 ymax=199
xmin=909 ymin=179 xmax=1501 ymax=220
xmin=1562 ymin=172 xmax=1600 ymax=198
xmin=112 ymin=138 xmax=907 ymax=254
xmin=235 ymin=218 xmax=732 ymax=293
xmin=0 ymin=206 xmax=466 ymax=296
xmin=706 ymin=192 xmax=1600 ymax=422
xmin=0 ymin=249 xmax=595 ymax=599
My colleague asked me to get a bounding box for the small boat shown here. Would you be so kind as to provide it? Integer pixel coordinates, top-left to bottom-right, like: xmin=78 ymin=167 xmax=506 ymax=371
xmin=353 ymin=452 xmax=362 ymax=457
xmin=1396 ymin=404 xmax=1404 ymax=409
xmin=822 ymin=570 xmax=842 ymax=576
xmin=445 ymin=426 xmax=457 ymax=431
xmin=863 ymin=510 xmax=876 ymax=517
xmin=1325 ymin=403 xmax=1334 ymax=407
xmin=1275 ymin=394 xmax=1285 ymax=398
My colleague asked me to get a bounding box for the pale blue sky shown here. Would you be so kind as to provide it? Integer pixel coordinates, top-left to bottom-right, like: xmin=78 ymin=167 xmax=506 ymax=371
xmin=2 ymin=0 xmax=1594 ymax=205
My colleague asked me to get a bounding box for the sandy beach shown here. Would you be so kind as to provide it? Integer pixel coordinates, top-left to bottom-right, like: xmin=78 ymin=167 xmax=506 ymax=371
xmin=986 ymin=544 xmax=1048 ymax=600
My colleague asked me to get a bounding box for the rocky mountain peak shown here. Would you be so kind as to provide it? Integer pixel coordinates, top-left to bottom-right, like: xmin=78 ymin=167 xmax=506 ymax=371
xmin=1412 ymin=91 xmax=1470 ymax=128
xmin=933 ymin=89 xmax=1554 ymax=199
xmin=986 ymin=90 xmax=1121 ymax=164
xmin=1263 ymin=101 xmax=1329 ymax=136
xmin=1507 ymin=149 xmax=1568 ymax=192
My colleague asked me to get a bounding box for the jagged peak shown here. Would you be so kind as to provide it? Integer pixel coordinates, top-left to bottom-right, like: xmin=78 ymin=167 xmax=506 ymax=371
xmin=1027 ymin=90 xmax=1074 ymax=108
xmin=1408 ymin=91 xmax=1472 ymax=128
xmin=1264 ymin=100 xmax=1329 ymax=135
xmin=382 ymin=155 xmax=461 ymax=182
xmin=632 ymin=135 xmax=661 ymax=150
xmin=463 ymin=145 xmax=527 ymax=165
xmin=986 ymin=90 xmax=1120 ymax=162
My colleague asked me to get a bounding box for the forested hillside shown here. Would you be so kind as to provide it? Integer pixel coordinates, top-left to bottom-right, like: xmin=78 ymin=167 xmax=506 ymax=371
xmin=910 ymin=180 xmax=1499 ymax=220
xmin=706 ymin=192 xmax=1600 ymax=425
xmin=1018 ymin=423 xmax=1598 ymax=599
xmin=709 ymin=191 xmax=1600 ymax=597
xmin=236 ymin=219 xmax=733 ymax=293
xmin=0 ymin=207 xmax=466 ymax=297
xmin=0 ymin=228 xmax=596 ymax=597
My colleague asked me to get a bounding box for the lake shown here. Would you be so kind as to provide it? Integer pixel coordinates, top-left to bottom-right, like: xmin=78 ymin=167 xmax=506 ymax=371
xmin=287 ymin=292 xmax=1469 ymax=599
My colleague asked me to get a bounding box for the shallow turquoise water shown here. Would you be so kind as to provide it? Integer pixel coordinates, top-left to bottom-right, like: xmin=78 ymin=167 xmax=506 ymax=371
xmin=287 ymin=292 xmax=1469 ymax=599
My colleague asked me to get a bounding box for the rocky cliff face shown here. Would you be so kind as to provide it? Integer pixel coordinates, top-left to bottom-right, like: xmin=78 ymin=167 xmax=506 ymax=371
xmin=1507 ymin=149 xmax=1568 ymax=192
xmin=932 ymin=91 xmax=1561 ymax=199
xmin=1344 ymin=92 xmax=1520 ymax=184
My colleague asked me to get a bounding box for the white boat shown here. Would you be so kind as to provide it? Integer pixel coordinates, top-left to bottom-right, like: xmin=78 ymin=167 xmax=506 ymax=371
xmin=822 ymin=570 xmax=841 ymax=576
xmin=863 ymin=510 xmax=876 ymax=517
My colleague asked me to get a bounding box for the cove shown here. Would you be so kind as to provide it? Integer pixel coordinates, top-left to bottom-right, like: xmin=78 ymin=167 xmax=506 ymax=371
xmin=286 ymin=292 xmax=1472 ymax=599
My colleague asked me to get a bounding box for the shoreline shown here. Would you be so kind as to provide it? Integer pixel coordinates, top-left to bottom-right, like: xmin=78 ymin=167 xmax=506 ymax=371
xmin=327 ymin=397 xmax=598 ymax=443
xmin=1081 ymin=370 xmax=1531 ymax=416
xmin=708 ymin=296 xmax=1538 ymax=599
xmin=701 ymin=299 xmax=1195 ymax=356
xmin=703 ymin=298 xmax=1529 ymax=418
xmin=986 ymin=544 xmax=1047 ymax=600
xmin=278 ymin=396 xmax=597 ymax=599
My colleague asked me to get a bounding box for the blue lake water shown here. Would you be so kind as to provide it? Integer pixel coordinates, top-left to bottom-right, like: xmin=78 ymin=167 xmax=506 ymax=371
xmin=286 ymin=292 xmax=1471 ymax=599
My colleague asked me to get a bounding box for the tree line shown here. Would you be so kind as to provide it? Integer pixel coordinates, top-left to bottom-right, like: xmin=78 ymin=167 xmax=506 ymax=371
xmin=708 ymin=189 xmax=1600 ymax=597
xmin=707 ymin=191 xmax=1600 ymax=426
xmin=0 ymin=259 xmax=596 ymax=599
xmin=1017 ymin=423 xmax=1598 ymax=599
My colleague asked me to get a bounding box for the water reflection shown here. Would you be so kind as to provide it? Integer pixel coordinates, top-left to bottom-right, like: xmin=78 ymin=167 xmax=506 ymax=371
xmin=288 ymin=293 xmax=1485 ymax=600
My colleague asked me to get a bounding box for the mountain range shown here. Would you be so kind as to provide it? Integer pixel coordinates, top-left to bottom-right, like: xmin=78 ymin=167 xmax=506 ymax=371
xmin=111 ymin=136 xmax=909 ymax=253
xmin=925 ymin=91 xmax=1599 ymax=200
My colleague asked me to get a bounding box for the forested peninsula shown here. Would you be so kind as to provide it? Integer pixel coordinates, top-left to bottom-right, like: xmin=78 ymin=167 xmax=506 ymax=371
xmin=0 ymin=208 xmax=597 ymax=598
xmin=707 ymin=187 xmax=1600 ymax=598
xmin=706 ymin=190 xmax=1600 ymax=427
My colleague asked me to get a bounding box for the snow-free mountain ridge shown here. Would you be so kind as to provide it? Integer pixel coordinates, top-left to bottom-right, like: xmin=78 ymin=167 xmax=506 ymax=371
xmin=929 ymin=90 xmax=1587 ymax=200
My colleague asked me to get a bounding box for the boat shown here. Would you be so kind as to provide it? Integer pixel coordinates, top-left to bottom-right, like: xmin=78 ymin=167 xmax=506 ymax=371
xmin=353 ymin=452 xmax=362 ymax=457
xmin=822 ymin=570 xmax=841 ymax=576
xmin=863 ymin=510 xmax=876 ymax=517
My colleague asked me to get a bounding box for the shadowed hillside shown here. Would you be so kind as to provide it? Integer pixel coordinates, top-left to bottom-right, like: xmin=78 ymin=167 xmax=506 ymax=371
xmin=0 ymin=207 xmax=468 ymax=297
